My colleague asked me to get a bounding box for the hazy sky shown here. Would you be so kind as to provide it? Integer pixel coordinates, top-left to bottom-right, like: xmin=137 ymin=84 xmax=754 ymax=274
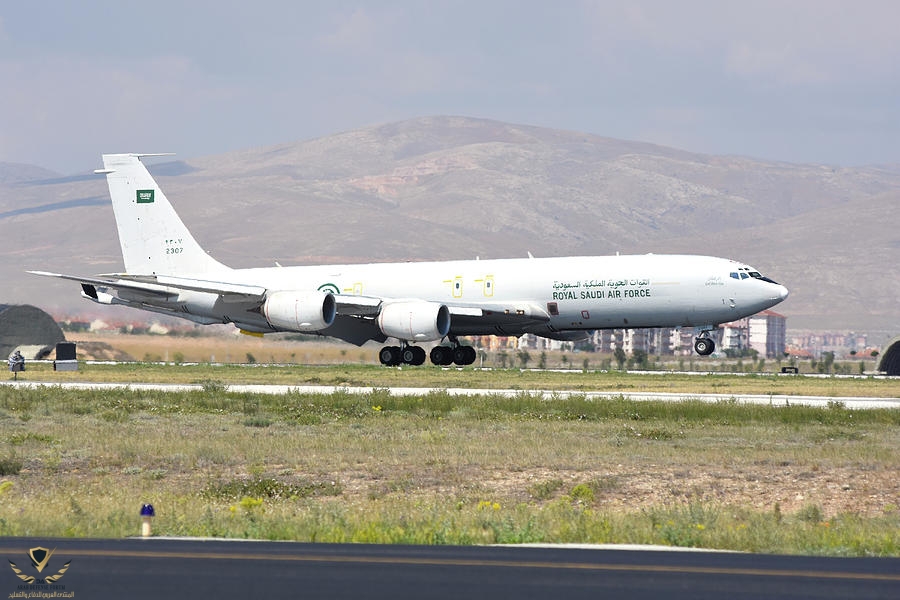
xmin=2 ymin=1 xmax=899 ymax=173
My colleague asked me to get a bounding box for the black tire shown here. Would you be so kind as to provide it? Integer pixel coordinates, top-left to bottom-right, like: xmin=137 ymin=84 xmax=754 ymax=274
xmin=457 ymin=345 xmax=477 ymax=365
xmin=430 ymin=346 xmax=454 ymax=365
xmin=379 ymin=346 xmax=401 ymax=366
xmin=428 ymin=346 xmax=445 ymax=365
xmin=452 ymin=346 xmax=465 ymax=365
xmin=453 ymin=346 xmax=475 ymax=366
xmin=410 ymin=346 xmax=427 ymax=366
xmin=694 ymin=338 xmax=715 ymax=356
xmin=401 ymin=347 xmax=416 ymax=364
xmin=467 ymin=346 xmax=478 ymax=365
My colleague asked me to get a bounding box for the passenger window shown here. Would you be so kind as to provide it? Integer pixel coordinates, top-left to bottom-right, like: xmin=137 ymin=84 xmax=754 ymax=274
xmin=547 ymin=302 xmax=559 ymax=316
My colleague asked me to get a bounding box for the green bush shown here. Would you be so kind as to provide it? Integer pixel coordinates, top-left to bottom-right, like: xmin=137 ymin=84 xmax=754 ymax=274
xmin=0 ymin=457 xmax=22 ymax=476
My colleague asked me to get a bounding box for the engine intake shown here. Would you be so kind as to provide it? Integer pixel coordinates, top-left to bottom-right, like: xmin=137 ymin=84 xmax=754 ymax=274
xmin=377 ymin=301 xmax=450 ymax=342
xmin=263 ymin=291 xmax=336 ymax=332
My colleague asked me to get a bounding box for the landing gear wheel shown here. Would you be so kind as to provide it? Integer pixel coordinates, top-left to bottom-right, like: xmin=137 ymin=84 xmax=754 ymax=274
xmin=411 ymin=346 xmax=427 ymax=365
xmin=401 ymin=347 xmax=416 ymax=364
xmin=379 ymin=346 xmax=401 ymax=366
xmin=453 ymin=345 xmax=477 ymax=366
xmin=430 ymin=346 xmax=454 ymax=366
xmin=402 ymin=346 xmax=427 ymax=366
xmin=463 ymin=346 xmax=477 ymax=365
xmin=694 ymin=337 xmax=715 ymax=356
xmin=452 ymin=346 xmax=468 ymax=365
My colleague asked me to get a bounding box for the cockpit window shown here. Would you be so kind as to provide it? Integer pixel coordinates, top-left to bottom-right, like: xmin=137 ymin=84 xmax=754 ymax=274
xmin=736 ymin=266 xmax=781 ymax=285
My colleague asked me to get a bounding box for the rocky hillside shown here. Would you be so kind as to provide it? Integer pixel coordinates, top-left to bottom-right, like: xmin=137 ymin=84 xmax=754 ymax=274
xmin=2 ymin=116 xmax=898 ymax=332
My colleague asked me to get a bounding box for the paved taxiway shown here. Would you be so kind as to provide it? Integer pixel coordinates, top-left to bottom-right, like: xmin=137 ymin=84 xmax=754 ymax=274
xmin=1 ymin=537 xmax=898 ymax=599
xmin=3 ymin=378 xmax=899 ymax=409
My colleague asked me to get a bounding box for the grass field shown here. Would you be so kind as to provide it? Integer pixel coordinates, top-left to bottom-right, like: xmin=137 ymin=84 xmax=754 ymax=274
xmin=9 ymin=358 xmax=900 ymax=398
xmin=1 ymin=358 xmax=899 ymax=555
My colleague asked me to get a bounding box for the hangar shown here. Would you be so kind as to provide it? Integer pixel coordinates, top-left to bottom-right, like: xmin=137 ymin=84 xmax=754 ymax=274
xmin=0 ymin=304 xmax=66 ymax=360
xmin=877 ymin=336 xmax=900 ymax=376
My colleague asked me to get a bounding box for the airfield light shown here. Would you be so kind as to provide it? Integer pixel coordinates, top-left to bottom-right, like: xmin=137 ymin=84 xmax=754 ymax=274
xmin=140 ymin=503 xmax=155 ymax=537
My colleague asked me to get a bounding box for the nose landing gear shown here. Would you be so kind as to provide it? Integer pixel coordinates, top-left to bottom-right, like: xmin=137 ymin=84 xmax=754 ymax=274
xmin=693 ymin=333 xmax=716 ymax=356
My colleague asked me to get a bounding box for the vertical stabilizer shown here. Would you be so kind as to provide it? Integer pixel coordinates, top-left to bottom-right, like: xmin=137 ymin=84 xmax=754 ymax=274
xmin=98 ymin=154 xmax=229 ymax=276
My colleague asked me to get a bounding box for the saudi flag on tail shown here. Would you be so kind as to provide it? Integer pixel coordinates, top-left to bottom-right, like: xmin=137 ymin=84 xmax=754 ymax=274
xmin=136 ymin=189 xmax=155 ymax=204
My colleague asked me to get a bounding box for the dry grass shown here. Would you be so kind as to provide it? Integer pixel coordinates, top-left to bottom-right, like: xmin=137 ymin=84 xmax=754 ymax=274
xmin=12 ymin=361 xmax=900 ymax=402
xmin=69 ymin=331 xmax=377 ymax=365
xmin=1 ymin=385 xmax=898 ymax=553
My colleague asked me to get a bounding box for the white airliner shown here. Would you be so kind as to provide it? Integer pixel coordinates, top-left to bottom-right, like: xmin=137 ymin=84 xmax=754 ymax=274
xmin=31 ymin=153 xmax=789 ymax=365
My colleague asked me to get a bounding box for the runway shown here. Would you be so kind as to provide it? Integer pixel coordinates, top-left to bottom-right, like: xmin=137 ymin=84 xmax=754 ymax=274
xmin=1 ymin=537 xmax=897 ymax=599
xmin=3 ymin=378 xmax=899 ymax=409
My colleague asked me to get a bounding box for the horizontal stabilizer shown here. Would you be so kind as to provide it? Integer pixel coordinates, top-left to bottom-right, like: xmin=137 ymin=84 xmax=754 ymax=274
xmin=29 ymin=270 xmax=266 ymax=302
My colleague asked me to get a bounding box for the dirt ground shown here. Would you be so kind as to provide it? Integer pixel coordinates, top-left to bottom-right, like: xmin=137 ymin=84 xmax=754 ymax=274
xmin=496 ymin=466 xmax=897 ymax=517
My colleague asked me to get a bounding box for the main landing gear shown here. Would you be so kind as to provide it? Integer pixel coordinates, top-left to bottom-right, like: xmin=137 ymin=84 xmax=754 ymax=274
xmin=378 ymin=344 xmax=427 ymax=366
xmin=693 ymin=332 xmax=716 ymax=356
xmin=429 ymin=343 xmax=477 ymax=366
xmin=429 ymin=335 xmax=476 ymax=366
xmin=378 ymin=336 xmax=477 ymax=366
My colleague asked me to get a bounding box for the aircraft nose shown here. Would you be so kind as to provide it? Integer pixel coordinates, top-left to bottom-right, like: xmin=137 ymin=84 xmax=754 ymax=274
xmin=775 ymin=284 xmax=789 ymax=301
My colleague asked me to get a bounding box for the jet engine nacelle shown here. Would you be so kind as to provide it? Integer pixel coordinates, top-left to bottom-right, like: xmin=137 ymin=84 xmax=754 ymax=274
xmin=263 ymin=291 xmax=336 ymax=332
xmin=377 ymin=301 xmax=451 ymax=342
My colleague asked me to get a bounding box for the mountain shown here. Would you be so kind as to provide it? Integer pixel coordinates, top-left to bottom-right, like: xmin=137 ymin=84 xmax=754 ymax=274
xmin=1 ymin=116 xmax=898 ymax=334
xmin=0 ymin=162 xmax=61 ymax=185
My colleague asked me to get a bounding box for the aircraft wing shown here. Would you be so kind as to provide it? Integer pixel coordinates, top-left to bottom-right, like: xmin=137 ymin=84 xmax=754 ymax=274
xmin=333 ymin=294 xmax=382 ymax=316
xmin=333 ymin=296 xmax=485 ymax=318
xmin=333 ymin=296 xmax=546 ymax=326
xmin=327 ymin=298 xmax=549 ymax=345
xmin=441 ymin=301 xmax=550 ymax=336
xmin=29 ymin=270 xmax=552 ymax=343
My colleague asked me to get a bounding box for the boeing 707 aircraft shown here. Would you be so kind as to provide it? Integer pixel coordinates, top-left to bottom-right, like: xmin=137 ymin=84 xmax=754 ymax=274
xmin=31 ymin=153 xmax=789 ymax=365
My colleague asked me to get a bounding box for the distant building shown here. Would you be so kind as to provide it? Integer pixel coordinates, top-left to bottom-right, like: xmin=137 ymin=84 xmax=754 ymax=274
xmin=622 ymin=328 xmax=672 ymax=355
xmin=719 ymin=311 xmax=787 ymax=358
xmin=748 ymin=310 xmax=787 ymax=358
xmin=470 ymin=334 xmax=517 ymax=352
xmin=475 ymin=311 xmax=787 ymax=359
xmin=720 ymin=319 xmax=749 ymax=354
xmin=592 ymin=330 xmax=621 ymax=353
